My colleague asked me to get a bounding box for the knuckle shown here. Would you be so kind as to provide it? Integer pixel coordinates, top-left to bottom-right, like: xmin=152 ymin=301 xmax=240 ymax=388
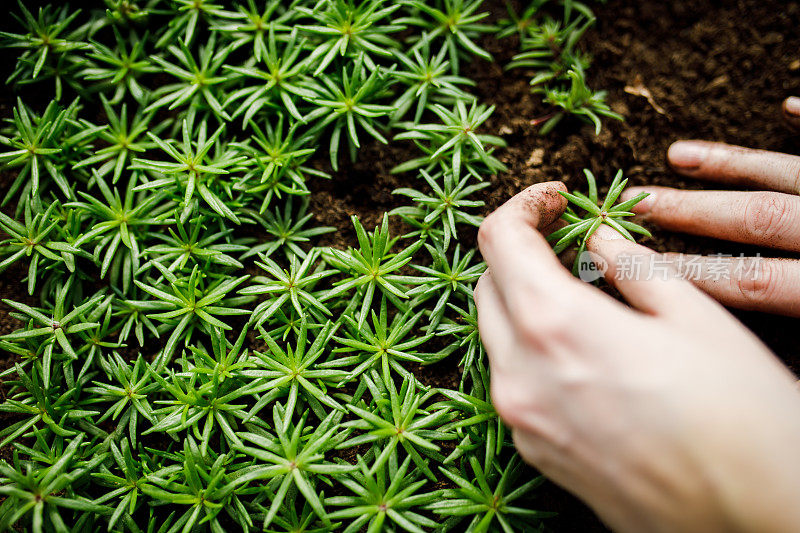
xmin=786 ymin=161 xmax=800 ymax=193
xmin=743 ymin=193 xmax=794 ymax=242
xmin=558 ymin=361 xmax=596 ymax=393
xmin=477 ymin=215 xmax=500 ymax=250
xmin=514 ymin=304 xmax=573 ymax=348
xmin=511 ymin=429 xmax=553 ymax=470
xmin=734 ymin=260 xmax=781 ymax=305
xmin=490 ymin=379 xmax=531 ymax=428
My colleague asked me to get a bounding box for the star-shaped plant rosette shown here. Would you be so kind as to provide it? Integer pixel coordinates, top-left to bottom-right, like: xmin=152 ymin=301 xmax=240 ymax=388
xmin=549 ymin=169 xmax=651 ymax=275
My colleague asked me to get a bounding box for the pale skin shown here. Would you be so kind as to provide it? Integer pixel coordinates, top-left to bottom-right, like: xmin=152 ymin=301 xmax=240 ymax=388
xmin=475 ymin=96 xmax=800 ymax=532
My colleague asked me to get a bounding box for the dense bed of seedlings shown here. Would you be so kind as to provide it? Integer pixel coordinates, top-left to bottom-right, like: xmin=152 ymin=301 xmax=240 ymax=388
xmin=0 ymin=0 xmax=615 ymax=531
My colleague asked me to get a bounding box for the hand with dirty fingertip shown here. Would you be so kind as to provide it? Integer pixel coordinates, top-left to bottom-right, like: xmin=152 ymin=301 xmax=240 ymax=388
xmin=476 ymin=96 xmax=800 ymax=533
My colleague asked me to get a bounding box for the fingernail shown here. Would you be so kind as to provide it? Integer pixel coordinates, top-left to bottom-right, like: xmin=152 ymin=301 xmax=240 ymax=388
xmin=594 ymin=224 xmax=624 ymax=240
xmin=668 ymin=141 xmax=708 ymax=169
xmin=620 ymin=187 xmax=655 ymax=214
xmin=784 ymin=96 xmax=800 ymax=117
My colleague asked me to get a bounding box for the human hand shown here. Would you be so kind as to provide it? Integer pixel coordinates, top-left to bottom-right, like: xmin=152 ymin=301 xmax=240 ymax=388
xmin=618 ymin=96 xmax=800 ymax=316
xmin=475 ymin=181 xmax=800 ymax=533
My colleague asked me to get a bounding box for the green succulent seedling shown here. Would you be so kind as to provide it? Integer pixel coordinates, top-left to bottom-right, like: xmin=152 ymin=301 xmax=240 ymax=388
xmin=0 ymin=434 xmax=109 ymax=533
xmin=502 ymin=1 xmax=622 ymax=135
xmin=304 ymin=53 xmax=395 ymax=170
xmin=72 ymin=97 xmax=161 ymax=184
xmin=392 ymin=169 xmax=488 ymax=249
xmin=393 ymin=100 xmax=506 ymax=179
xmin=505 ymin=6 xmax=594 ymax=87
xmin=241 ymin=198 xmax=335 ymax=260
xmin=325 ymin=297 xmax=433 ymax=384
xmin=212 ymin=0 xmax=297 ymax=62
xmin=0 ymin=201 xmax=81 ymax=295
xmin=232 ymin=116 xmax=326 ymax=213
xmin=428 ymin=455 xmax=554 ymax=532
xmin=297 ymin=0 xmax=404 ymax=75
xmin=1 ymin=1 xmax=90 ymax=83
xmin=102 ymin=0 xmax=160 ymax=25
xmin=240 ymin=249 xmax=335 ymax=326
xmin=548 ymin=169 xmax=651 ymax=274
xmin=323 ymin=214 xmax=424 ymax=328
xmin=69 ymin=173 xmax=170 ymax=294
xmin=408 ymin=243 xmax=484 ymax=329
xmin=90 ymin=437 xmax=160 ymax=531
xmin=243 ymin=320 xmax=346 ymax=427
xmin=400 ymin=0 xmax=494 ymax=74
xmin=0 ymin=98 xmax=88 ymax=212
xmin=436 ymin=299 xmax=483 ymax=375
xmin=538 ymin=67 xmax=622 ymax=135
xmin=143 ymin=214 xmax=249 ymax=272
xmin=146 ymin=35 xmax=234 ymax=121
xmin=133 ymin=264 xmax=251 ymax=361
xmin=496 ymin=0 xmax=549 ymax=38
xmin=155 ymin=0 xmax=227 ymax=48
xmin=232 ymin=407 xmax=354 ymax=529
xmin=223 ymin=27 xmax=315 ymax=125
xmin=391 ymin=37 xmax=476 ymax=123
xmin=82 ymin=28 xmax=157 ymax=104
xmin=326 ymin=452 xmax=439 ymax=533
xmin=143 ymin=342 xmax=253 ymax=455
xmin=86 ymin=353 xmax=158 ymax=448
xmin=0 ymin=364 xmax=91 ymax=447
xmin=139 ymin=438 xmax=252 ymax=532
xmin=338 ymin=370 xmax=455 ymax=481
xmin=132 ymin=119 xmax=247 ymax=223
xmin=2 ymin=280 xmax=107 ymax=389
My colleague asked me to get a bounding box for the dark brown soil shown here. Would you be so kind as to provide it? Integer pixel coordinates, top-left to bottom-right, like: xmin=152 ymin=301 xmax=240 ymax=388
xmin=2 ymin=0 xmax=800 ymax=531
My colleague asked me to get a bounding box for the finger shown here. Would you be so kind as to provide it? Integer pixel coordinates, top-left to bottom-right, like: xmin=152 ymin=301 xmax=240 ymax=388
xmin=478 ymin=182 xmax=620 ymax=348
xmin=540 ymin=217 xmax=567 ymax=237
xmin=474 ymin=272 xmax=524 ymax=369
xmin=541 ymin=218 xmax=575 ymax=269
xmin=478 ymin=181 xmax=584 ymax=303
xmin=585 ymin=225 xmax=730 ymax=324
xmin=620 ymin=187 xmax=800 ymax=252
xmin=662 ymin=253 xmax=800 ymax=317
xmin=667 ymin=140 xmax=800 ymax=194
xmin=783 ymin=97 xmax=800 ymax=131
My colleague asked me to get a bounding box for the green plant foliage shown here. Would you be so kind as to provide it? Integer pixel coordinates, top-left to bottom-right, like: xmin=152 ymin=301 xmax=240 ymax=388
xmin=327 ymin=453 xmax=439 ymax=533
xmin=393 ymin=101 xmax=506 ymax=179
xmin=427 ymin=455 xmax=555 ymax=531
xmin=304 ymin=53 xmax=395 ymax=170
xmin=2 ymin=2 xmax=90 ymax=97
xmin=323 ymin=215 xmax=424 ymax=327
xmin=399 ymin=0 xmax=495 ymax=74
xmin=81 ymin=28 xmax=158 ymax=104
xmin=0 ymin=0 xmax=620 ymax=530
xmin=503 ymin=0 xmax=622 ymax=134
xmin=549 ymin=168 xmax=651 ymax=274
